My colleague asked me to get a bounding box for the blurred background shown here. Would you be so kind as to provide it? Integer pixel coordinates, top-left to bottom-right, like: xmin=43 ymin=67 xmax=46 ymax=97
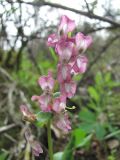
xmin=0 ymin=0 xmax=120 ymax=160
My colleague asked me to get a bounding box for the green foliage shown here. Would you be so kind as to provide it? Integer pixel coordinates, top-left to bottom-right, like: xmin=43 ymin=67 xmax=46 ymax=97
xmin=49 ymin=47 xmax=58 ymax=64
xmin=72 ymin=128 xmax=92 ymax=148
xmin=54 ymin=152 xmax=63 ymax=160
xmin=62 ymin=136 xmax=75 ymax=160
xmin=79 ymin=108 xmax=107 ymax=140
xmin=78 ymin=71 xmax=120 ymax=141
xmin=0 ymin=152 xmax=8 ymax=160
xmin=35 ymin=111 xmax=53 ymax=127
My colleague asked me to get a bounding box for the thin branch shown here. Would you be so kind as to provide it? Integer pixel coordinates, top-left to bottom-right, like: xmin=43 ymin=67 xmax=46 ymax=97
xmin=86 ymin=26 xmax=120 ymax=34
xmin=18 ymin=0 xmax=120 ymax=27
xmin=0 ymin=124 xmax=18 ymax=134
xmin=84 ymin=0 xmax=91 ymax=13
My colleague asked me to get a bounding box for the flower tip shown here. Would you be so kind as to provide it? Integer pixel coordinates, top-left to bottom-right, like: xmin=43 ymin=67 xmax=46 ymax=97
xmin=20 ymin=104 xmax=28 ymax=115
xmin=31 ymin=95 xmax=39 ymax=101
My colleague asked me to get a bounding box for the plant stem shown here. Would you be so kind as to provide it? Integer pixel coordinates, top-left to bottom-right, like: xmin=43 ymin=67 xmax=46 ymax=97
xmin=47 ymin=120 xmax=53 ymax=160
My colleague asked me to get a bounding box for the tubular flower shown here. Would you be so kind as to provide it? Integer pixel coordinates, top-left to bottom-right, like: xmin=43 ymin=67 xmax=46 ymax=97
xmin=57 ymin=63 xmax=71 ymax=83
xmin=47 ymin=33 xmax=59 ymax=47
xmin=31 ymin=72 xmax=54 ymax=112
xmin=38 ymin=94 xmax=52 ymax=112
xmin=20 ymin=105 xmax=36 ymax=122
xmin=55 ymin=40 xmax=74 ymax=62
xmin=55 ymin=113 xmax=71 ymax=133
xmin=60 ymin=80 xmax=76 ymax=98
xmin=52 ymin=96 xmax=66 ymax=113
xmin=38 ymin=71 xmax=55 ymax=92
xmin=75 ymin=32 xmax=92 ymax=53
xmin=25 ymin=129 xmax=43 ymax=157
xmin=58 ymin=15 xmax=75 ymax=35
xmin=31 ymin=93 xmax=52 ymax=112
xmin=72 ymin=55 xmax=88 ymax=74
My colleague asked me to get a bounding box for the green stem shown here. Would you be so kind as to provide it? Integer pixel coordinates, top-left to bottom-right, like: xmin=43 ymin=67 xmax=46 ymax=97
xmin=47 ymin=120 xmax=53 ymax=160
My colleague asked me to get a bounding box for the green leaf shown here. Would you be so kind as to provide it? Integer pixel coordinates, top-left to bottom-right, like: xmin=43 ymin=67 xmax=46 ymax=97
xmin=105 ymin=72 xmax=111 ymax=83
xmin=54 ymin=152 xmax=63 ymax=160
xmin=105 ymin=129 xmax=120 ymax=139
xmin=72 ymin=128 xmax=86 ymax=148
xmin=94 ymin=123 xmax=106 ymax=140
xmin=75 ymin=134 xmax=93 ymax=148
xmin=79 ymin=108 xmax=96 ymax=123
xmin=53 ymin=92 xmax=60 ymax=98
xmin=0 ymin=152 xmax=8 ymax=160
xmin=62 ymin=150 xmax=74 ymax=160
xmin=88 ymin=86 xmax=100 ymax=102
xmin=62 ymin=136 xmax=75 ymax=160
xmin=35 ymin=112 xmax=53 ymax=127
xmin=80 ymin=122 xmax=95 ymax=133
xmin=95 ymin=72 xmax=103 ymax=85
xmin=49 ymin=47 xmax=58 ymax=63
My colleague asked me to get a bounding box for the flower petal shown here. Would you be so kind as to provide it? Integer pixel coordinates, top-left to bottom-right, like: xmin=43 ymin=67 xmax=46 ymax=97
xmin=75 ymin=32 xmax=92 ymax=53
xmin=52 ymin=96 xmax=66 ymax=113
xmin=38 ymin=72 xmax=55 ymax=91
xmin=72 ymin=55 xmax=88 ymax=74
xmin=47 ymin=33 xmax=59 ymax=47
xmin=56 ymin=113 xmax=71 ymax=133
xmin=58 ymin=15 xmax=75 ymax=35
xmin=60 ymin=81 xmax=76 ymax=98
xmin=57 ymin=63 xmax=71 ymax=83
xmin=55 ymin=41 xmax=74 ymax=62
xmin=38 ymin=94 xmax=52 ymax=112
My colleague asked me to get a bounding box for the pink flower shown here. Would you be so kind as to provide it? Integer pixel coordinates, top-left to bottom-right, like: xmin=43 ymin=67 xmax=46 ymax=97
xmin=31 ymin=140 xmax=43 ymax=156
xmin=75 ymin=32 xmax=92 ymax=53
xmin=31 ymin=94 xmax=52 ymax=112
xmin=57 ymin=63 xmax=71 ymax=83
xmin=55 ymin=41 xmax=74 ymax=62
xmin=20 ymin=105 xmax=36 ymax=122
xmin=52 ymin=96 xmax=66 ymax=113
xmin=38 ymin=94 xmax=52 ymax=112
xmin=25 ymin=129 xmax=43 ymax=157
xmin=38 ymin=71 xmax=55 ymax=91
xmin=72 ymin=55 xmax=88 ymax=74
xmin=47 ymin=33 xmax=59 ymax=47
xmin=31 ymin=95 xmax=40 ymax=101
xmin=56 ymin=113 xmax=71 ymax=133
xmin=60 ymin=80 xmax=76 ymax=98
xmin=58 ymin=15 xmax=75 ymax=35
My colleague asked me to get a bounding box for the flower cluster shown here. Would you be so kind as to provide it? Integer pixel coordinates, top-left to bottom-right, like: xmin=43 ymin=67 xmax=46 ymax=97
xmin=48 ymin=15 xmax=92 ymax=99
xmin=20 ymin=15 xmax=92 ymax=157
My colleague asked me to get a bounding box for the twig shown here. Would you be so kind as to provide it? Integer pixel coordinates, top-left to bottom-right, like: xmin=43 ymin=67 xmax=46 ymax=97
xmin=84 ymin=0 xmax=91 ymax=13
xmin=0 ymin=123 xmax=18 ymax=134
xmin=4 ymin=133 xmax=17 ymax=143
xmin=18 ymin=0 xmax=120 ymax=27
